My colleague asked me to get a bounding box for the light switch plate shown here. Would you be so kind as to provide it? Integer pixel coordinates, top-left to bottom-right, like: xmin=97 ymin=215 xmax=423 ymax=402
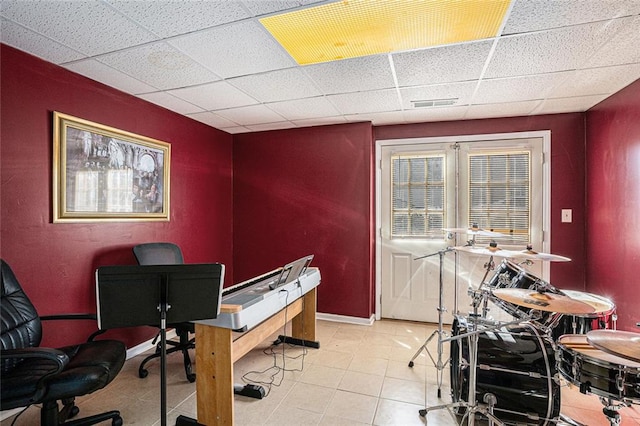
xmin=561 ymin=209 xmax=572 ymax=223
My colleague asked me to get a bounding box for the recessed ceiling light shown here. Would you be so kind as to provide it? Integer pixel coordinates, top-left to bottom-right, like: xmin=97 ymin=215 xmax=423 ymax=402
xmin=260 ymin=0 xmax=511 ymax=65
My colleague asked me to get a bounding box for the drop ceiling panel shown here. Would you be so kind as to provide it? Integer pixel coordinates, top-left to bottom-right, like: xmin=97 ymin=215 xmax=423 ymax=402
xmin=64 ymin=59 xmax=158 ymax=94
xmin=327 ymin=89 xmax=402 ymax=115
xmin=267 ymin=97 xmax=341 ymax=120
xmin=485 ymin=20 xmax=626 ymax=78
xmin=187 ymin=111 xmax=243 ymax=129
xmin=97 ymin=42 xmax=220 ymax=90
xmin=465 ymin=100 xmax=541 ymax=119
xmin=344 ymin=111 xmax=407 ymax=126
xmin=229 ymin=68 xmax=323 ymax=102
xmin=503 ymin=0 xmax=640 ymax=34
xmin=242 ymin=0 xmax=317 ymax=17
xmin=168 ymin=20 xmax=296 ymax=79
xmin=0 ymin=18 xmax=84 ymax=64
xmin=137 ymin=92 xmax=204 ymax=115
xmin=551 ymin=64 xmax=640 ymax=99
xmin=292 ymin=116 xmax=348 ymax=127
xmin=246 ymin=121 xmax=296 ymax=132
xmin=403 ymin=105 xmax=468 ymax=123
xmin=105 ymin=0 xmax=250 ymax=38
xmin=0 ymin=0 xmax=157 ymax=56
xmin=535 ymin=94 xmax=610 ymax=115
xmin=392 ymin=41 xmax=493 ymax=87
xmin=585 ymin=15 xmax=640 ymax=68
xmin=168 ymin=81 xmax=259 ymax=111
xmin=214 ymin=104 xmax=287 ymax=126
xmin=474 ymin=73 xmax=570 ymax=104
xmin=302 ymin=55 xmax=396 ymax=95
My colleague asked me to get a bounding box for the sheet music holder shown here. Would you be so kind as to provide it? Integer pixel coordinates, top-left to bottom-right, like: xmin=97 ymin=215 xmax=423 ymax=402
xmin=96 ymin=263 xmax=224 ymax=426
xmin=268 ymin=254 xmax=314 ymax=290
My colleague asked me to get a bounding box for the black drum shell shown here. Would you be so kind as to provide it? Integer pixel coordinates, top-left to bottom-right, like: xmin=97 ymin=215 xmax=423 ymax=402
xmin=450 ymin=318 xmax=560 ymax=425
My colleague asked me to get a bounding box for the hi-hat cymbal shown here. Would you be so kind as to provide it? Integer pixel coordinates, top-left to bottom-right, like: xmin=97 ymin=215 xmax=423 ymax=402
xmin=510 ymin=245 xmax=571 ymax=262
xmin=492 ymin=288 xmax=596 ymax=314
xmin=455 ymin=245 xmax=514 ymax=258
xmin=443 ymin=227 xmax=505 ymax=238
xmin=587 ymin=329 xmax=640 ymax=364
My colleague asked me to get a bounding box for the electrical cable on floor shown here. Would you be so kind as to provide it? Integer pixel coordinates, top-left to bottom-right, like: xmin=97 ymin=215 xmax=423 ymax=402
xmin=240 ymin=286 xmax=308 ymax=397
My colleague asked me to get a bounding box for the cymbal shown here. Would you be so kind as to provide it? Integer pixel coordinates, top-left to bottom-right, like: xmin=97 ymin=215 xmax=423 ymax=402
xmin=455 ymin=245 xmax=514 ymax=258
xmin=587 ymin=329 xmax=640 ymax=364
xmin=443 ymin=227 xmax=505 ymax=238
xmin=491 ymin=288 xmax=596 ymax=314
xmin=510 ymin=245 xmax=571 ymax=262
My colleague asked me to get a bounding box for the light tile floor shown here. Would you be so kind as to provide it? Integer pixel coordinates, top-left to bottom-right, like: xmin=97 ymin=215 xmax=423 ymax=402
xmin=3 ymin=319 xmax=640 ymax=425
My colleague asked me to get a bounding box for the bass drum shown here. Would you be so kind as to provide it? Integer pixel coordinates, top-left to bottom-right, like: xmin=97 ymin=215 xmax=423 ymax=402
xmin=450 ymin=317 xmax=560 ymax=425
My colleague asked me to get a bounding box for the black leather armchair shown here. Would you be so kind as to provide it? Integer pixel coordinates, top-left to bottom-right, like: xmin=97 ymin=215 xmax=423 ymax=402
xmin=132 ymin=242 xmax=196 ymax=382
xmin=0 ymin=259 xmax=126 ymax=426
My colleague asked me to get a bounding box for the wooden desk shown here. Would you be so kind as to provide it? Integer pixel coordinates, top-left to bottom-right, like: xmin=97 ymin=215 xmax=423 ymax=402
xmin=194 ymin=287 xmax=318 ymax=425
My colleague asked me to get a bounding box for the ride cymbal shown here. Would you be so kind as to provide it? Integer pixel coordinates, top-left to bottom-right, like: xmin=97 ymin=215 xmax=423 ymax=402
xmin=510 ymin=245 xmax=571 ymax=262
xmin=587 ymin=329 xmax=640 ymax=364
xmin=455 ymin=245 xmax=515 ymax=258
xmin=443 ymin=227 xmax=505 ymax=238
xmin=492 ymin=288 xmax=596 ymax=314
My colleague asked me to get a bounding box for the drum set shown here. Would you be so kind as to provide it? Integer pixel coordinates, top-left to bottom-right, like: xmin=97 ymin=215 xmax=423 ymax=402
xmin=413 ymin=226 xmax=640 ymax=426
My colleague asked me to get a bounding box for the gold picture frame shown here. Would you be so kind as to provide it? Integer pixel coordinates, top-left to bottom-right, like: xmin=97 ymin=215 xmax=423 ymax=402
xmin=53 ymin=112 xmax=170 ymax=222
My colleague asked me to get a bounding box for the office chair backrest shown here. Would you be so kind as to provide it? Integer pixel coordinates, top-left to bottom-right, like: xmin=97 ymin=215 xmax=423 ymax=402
xmin=0 ymin=260 xmax=43 ymax=372
xmin=133 ymin=242 xmax=184 ymax=265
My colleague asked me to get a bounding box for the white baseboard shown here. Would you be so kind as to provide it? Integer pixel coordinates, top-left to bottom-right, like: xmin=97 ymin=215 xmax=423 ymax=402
xmin=316 ymin=312 xmax=375 ymax=326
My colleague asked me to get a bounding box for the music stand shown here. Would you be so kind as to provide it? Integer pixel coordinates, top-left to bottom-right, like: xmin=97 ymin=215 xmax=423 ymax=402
xmin=96 ymin=263 xmax=225 ymax=426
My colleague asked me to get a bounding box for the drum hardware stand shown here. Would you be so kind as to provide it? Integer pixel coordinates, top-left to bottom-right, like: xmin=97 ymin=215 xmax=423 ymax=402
xmin=599 ymin=397 xmax=629 ymax=426
xmin=410 ymin=246 xmax=455 ymax=398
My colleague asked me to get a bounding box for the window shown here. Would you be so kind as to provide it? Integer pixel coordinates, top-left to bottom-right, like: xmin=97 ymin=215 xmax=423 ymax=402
xmin=391 ymin=154 xmax=445 ymax=237
xmin=468 ymin=151 xmax=530 ymax=244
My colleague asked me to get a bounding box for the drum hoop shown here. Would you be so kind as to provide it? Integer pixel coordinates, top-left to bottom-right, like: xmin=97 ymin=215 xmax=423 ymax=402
xmin=558 ymin=338 xmax=640 ymax=371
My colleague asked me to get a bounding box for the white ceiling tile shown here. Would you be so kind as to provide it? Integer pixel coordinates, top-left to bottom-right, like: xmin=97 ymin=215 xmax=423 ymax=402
xmin=327 ymin=89 xmax=402 ymax=115
xmin=98 ymin=42 xmax=220 ymax=90
xmin=503 ymin=0 xmax=640 ymax=34
xmin=393 ymin=41 xmax=494 ymax=87
xmin=550 ymin=64 xmax=640 ymax=99
xmin=485 ymin=20 xmax=627 ymax=78
xmin=344 ymin=111 xmax=407 ymax=126
xmin=187 ymin=111 xmax=242 ymax=128
xmin=403 ymin=106 xmax=468 ymax=123
xmin=169 ymin=20 xmax=296 ymax=79
xmin=534 ymin=94 xmax=610 ymax=115
xmin=292 ymin=116 xmax=348 ymax=127
xmin=474 ymin=73 xmax=570 ymax=104
xmin=267 ymin=97 xmax=341 ymax=120
xmin=465 ymin=100 xmax=541 ymax=119
xmin=137 ymin=92 xmax=204 ymax=115
xmin=105 ymin=0 xmax=250 ymax=38
xmin=0 ymin=0 xmax=156 ymax=56
xmin=64 ymin=59 xmax=158 ymax=94
xmin=246 ymin=121 xmax=296 ymax=132
xmin=241 ymin=1 xmax=306 ymax=16
xmin=0 ymin=18 xmax=85 ymax=64
xmin=214 ymin=104 xmax=286 ymax=126
xmin=585 ymin=15 xmax=640 ymax=68
xmin=229 ymin=68 xmax=322 ymax=102
xmin=222 ymin=126 xmax=252 ymax=134
xmin=302 ymin=55 xmax=396 ymax=94
xmin=168 ymin=81 xmax=259 ymax=110
xmin=399 ymin=82 xmax=478 ymax=109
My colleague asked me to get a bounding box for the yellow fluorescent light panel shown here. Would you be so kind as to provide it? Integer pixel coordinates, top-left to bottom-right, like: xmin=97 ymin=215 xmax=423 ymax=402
xmin=260 ymin=0 xmax=511 ymax=65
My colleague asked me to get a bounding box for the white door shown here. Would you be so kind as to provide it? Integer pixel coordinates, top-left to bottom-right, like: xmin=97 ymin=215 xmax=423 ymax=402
xmin=377 ymin=134 xmax=548 ymax=324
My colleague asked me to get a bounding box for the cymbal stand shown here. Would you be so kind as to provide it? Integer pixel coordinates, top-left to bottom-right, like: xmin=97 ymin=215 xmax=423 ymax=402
xmin=600 ymin=397 xmax=629 ymax=426
xmin=409 ymin=246 xmax=454 ymax=398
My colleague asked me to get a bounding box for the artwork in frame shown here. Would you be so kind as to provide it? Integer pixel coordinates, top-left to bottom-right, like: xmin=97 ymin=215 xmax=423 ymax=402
xmin=52 ymin=111 xmax=171 ymax=222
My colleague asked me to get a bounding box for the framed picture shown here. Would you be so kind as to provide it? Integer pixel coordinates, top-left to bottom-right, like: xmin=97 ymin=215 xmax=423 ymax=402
xmin=53 ymin=112 xmax=171 ymax=222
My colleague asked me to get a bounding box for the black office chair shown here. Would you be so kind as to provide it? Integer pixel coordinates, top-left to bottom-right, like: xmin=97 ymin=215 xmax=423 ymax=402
xmin=132 ymin=242 xmax=196 ymax=382
xmin=0 ymin=259 xmax=126 ymax=426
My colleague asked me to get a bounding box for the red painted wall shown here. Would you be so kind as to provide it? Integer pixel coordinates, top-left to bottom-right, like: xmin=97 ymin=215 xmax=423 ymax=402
xmin=232 ymin=123 xmax=375 ymax=319
xmin=1 ymin=45 xmax=234 ymax=348
xmin=586 ymin=78 xmax=640 ymax=331
xmin=375 ymin=114 xmax=587 ymax=292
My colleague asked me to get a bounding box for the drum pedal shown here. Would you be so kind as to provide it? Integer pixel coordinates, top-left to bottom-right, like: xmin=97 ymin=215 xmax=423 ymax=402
xmin=234 ymin=384 xmax=266 ymax=399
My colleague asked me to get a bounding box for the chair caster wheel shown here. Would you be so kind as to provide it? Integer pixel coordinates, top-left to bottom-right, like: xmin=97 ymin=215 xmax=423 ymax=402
xmin=112 ymin=416 xmax=123 ymax=426
xmin=408 ymin=361 xmax=414 ymax=367
xmin=139 ymin=369 xmax=149 ymax=379
xmin=70 ymin=405 xmax=80 ymax=418
xmin=187 ymin=373 xmax=196 ymax=383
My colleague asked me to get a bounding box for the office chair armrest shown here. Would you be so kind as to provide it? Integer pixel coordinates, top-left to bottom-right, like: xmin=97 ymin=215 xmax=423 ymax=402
xmin=1 ymin=347 xmax=70 ymax=372
xmin=39 ymin=313 xmax=106 ymax=342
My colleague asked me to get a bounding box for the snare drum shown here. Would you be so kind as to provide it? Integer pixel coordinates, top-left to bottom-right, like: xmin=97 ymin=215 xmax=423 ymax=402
xmin=557 ymin=334 xmax=640 ymax=403
xmin=487 ymin=260 xmax=562 ymax=326
xmin=551 ymin=291 xmax=616 ymax=340
xmin=451 ymin=317 xmax=560 ymax=425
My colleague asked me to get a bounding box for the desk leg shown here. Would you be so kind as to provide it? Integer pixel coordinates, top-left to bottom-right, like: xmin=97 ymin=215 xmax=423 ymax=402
xmin=195 ymin=323 xmax=234 ymax=426
xmin=279 ymin=288 xmax=319 ymax=348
